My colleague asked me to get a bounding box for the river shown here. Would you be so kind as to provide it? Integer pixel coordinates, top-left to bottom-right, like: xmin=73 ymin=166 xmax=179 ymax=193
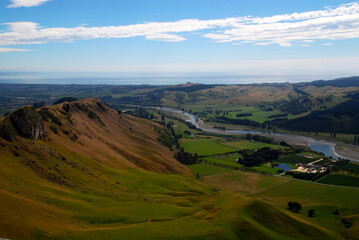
xmin=157 ymin=107 xmax=358 ymax=161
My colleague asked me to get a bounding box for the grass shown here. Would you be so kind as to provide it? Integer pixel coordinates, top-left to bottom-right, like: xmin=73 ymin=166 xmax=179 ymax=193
xmin=188 ymin=163 xmax=233 ymax=177
xmin=225 ymin=105 xmax=284 ymax=123
xmin=1 ymin=98 xmax=358 ymax=240
xmin=255 ymin=177 xmax=359 ymax=210
xmin=196 ymin=167 xmax=359 ymax=238
xmin=184 ymin=104 xmax=304 ymax=124
xmin=199 ymin=156 xmax=283 ymax=175
xmin=2 ymin=146 xmax=338 ymax=240
xmin=252 ymin=163 xmax=281 ymax=175
xmin=252 ymin=174 xmax=359 ymax=236
xmin=276 ymin=154 xmax=320 ymax=165
xmin=56 ymin=218 xmax=224 ymax=240
xmin=317 ymin=174 xmax=359 ymax=187
xmin=170 ymin=119 xmax=201 ymax=138
xmin=0 ymin=148 xmax=219 ymax=240
xmin=200 ymin=157 xmax=241 ymax=169
xmin=215 ymin=192 xmax=337 ymax=240
xmin=181 ymin=138 xmax=238 ymax=156
xmin=203 ymin=171 xmax=289 ymax=195
xmin=223 ymin=140 xmax=286 ymax=150
xmin=342 ymin=162 xmax=359 ymax=175
xmin=181 ymin=138 xmax=284 ymax=156
xmin=282 ymin=130 xmax=358 ymax=145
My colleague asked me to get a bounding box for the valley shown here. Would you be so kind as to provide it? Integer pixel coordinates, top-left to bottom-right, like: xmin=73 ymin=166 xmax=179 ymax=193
xmin=0 ymin=78 xmax=359 ymax=239
xmin=2 ymin=1 xmax=359 ymax=239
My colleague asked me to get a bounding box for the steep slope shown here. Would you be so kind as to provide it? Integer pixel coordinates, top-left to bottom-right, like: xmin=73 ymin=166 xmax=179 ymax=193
xmin=0 ymin=98 xmax=343 ymax=239
xmin=5 ymin=98 xmax=191 ymax=175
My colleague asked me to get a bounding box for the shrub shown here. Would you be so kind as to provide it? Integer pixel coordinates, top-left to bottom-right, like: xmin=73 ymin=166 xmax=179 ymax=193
xmin=288 ymin=201 xmax=302 ymax=213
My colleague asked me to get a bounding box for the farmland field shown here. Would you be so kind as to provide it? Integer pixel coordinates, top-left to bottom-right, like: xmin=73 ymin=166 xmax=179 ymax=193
xmin=188 ymin=163 xmax=233 ymax=177
xmin=317 ymin=174 xmax=359 ymax=187
xmin=181 ymin=138 xmax=238 ymax=156
xmin=184 ymin=104 xmax=307 ymax=123
xmin=276 ymin=154 xmax=320 ymax=165
xmin=342 ymin=162 xmax=359 ymax=175
xmin=251 ymin=163 xmax=281 ymax=175
xmin=200 ymin=157 xmax=241 ymax=169
xmin=181 ymin=138 xmax=285 ymax=156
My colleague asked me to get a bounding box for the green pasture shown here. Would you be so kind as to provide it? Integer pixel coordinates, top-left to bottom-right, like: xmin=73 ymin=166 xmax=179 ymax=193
xmin=183 ymin=104 xmax=307 ymax=123
xmin=255 ymin=176 xmax=359 ymax=233
xmin=188 ymin=163 xmax=233 ymax=177
xmin=251 ymin=163 xmax=281 ymax=175
xmin=276 ymin=154 xmax=320 ymax=165
xmin=342 ymin=162 xmax=359 ymax=175
xmin=181 ymin=138 xmax=237 ymax=156
xmin=199 ymin=156 xmax=282 ymax=175
xmin=181 ymin=138 xmax=285 ymax=156
xmin=317 ymin=174 xmax=359 ymax=187
xmin=200 ymin=157 xmax=241 ymax=169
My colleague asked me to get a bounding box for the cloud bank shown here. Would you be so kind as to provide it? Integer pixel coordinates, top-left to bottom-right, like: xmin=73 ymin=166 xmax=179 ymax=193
xmin=1 ymin=2 xmax=359 ymax=49
xmin=7 ymin=0 xmax=50 ymax=8
xmin=0 ymin=47 xmax=31 ymax=52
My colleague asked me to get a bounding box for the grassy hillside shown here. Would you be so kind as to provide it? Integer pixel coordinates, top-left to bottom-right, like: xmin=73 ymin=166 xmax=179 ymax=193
xmin=0 ymin=98 xmax=352 ymax=239
xmin=198 ymin=169 xmax=359 ymax=239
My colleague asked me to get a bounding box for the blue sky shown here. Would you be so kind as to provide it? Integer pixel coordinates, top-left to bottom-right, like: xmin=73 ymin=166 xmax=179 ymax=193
xmin=0 ymin=0 xmax=359 ymax=84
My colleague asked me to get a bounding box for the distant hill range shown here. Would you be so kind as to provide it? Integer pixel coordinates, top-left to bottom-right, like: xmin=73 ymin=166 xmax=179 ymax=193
xmin=275 ymin=92 xmax=359 ymax=133
xmin=0 ymin=76 xmax=359 ymax=134
xmin=299 ymin=76 xmax=359 ymax=88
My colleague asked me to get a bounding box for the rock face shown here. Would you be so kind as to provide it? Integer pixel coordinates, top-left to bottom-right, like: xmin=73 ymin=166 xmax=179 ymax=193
xmin=9 ymin=106 xmax=46 ymax=140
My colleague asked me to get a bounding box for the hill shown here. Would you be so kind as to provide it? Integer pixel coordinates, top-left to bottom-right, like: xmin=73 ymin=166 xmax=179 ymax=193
xmin=302 ymin=76 xmax=359 ymax=88
xmin=0 ymin=98 xmax=347 ymax=239
xmin=0 ymin=98 xmax=190 ymax=175
xmin=278 ymin=93 xmax=359 ymax=133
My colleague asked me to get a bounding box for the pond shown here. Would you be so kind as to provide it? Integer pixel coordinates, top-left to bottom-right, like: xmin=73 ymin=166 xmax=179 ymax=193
xmin=277 ymin=163 xmax=293 ymax=172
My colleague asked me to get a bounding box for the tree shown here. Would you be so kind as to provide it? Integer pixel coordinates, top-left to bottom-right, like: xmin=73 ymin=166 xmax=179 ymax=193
xmin=196 ymin=173 xmax=200 ymax=179
xmin=342 ymin=219 xmax=353 ymax=228
xmin=308 ymin=209 xmax=315 ymax=218
xmin=288 ymin=201 xmax=302 ymax=213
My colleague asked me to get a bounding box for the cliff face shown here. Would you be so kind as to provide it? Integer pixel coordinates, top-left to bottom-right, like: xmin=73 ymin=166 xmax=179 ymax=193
xmin=9 ymin=106 xmax=46 ymax=140
xmin=0 ymin=106 xmax=46 ymax=141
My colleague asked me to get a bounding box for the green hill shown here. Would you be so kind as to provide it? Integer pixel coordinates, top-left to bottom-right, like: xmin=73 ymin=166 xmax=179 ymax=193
xmin=0 ymin=98 xmax=347 ymax=239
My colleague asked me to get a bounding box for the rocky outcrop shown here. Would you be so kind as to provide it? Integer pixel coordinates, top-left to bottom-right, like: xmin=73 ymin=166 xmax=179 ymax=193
xmin=8 ymin=106 xmax=46 ymax=140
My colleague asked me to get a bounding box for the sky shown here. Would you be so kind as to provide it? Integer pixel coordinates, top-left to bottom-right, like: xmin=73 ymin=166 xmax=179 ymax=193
xmin=0 ymin=0 xmax=359 ymax=84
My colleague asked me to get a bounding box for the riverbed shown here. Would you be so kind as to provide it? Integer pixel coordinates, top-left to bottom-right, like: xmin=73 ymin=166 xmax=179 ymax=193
xmin=158 ymin=106 xmax=359 ymax=161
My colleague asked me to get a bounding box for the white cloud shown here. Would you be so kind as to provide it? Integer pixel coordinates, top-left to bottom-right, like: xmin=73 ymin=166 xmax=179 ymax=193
xmin=0 ymin=47 xmax=31 ymax=52
xmin=1 ymin=2 xmax=359 ymax=47
xmin=7 ymin=0 xmax=50 ymax=8
xmin=324 ymin=43 xmax=334 ymax=46
xmin=145 ymin=33 xmax=185 ymax=42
